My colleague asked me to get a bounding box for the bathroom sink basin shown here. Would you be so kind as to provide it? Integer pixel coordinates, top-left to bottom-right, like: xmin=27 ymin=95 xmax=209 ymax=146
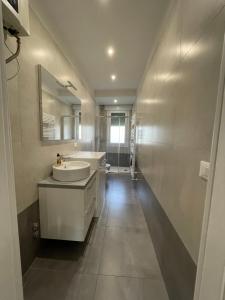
xmin=52 ymin=161 xmax=90 ymax=182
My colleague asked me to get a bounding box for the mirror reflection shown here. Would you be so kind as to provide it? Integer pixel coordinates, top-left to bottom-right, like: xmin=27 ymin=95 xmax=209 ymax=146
xmin=38 ymin=65 xmax=81 ymax=142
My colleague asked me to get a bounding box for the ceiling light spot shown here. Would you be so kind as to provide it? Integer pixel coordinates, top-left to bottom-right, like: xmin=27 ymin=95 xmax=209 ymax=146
xmin=114 ymin=99 xmax=118 ymax=103
xmin=143 ymin=98 xmax=163 ymax=105
xmin=99 ymin=0 xmax=110 ymax=5
xmin=107 ymin=46 xmax=115 ymax=57
xmin=32 ymin=49 xmax=48 ymax=58
xmin=111 ymin=74 xmax=116 ymax=81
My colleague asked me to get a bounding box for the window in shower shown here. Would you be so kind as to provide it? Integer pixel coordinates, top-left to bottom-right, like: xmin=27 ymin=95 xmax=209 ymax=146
xmin=107 ymin=111 xmax=130 ymax=145
xmin=105 ymin=108 xmax=131 ymax=171
xmin=110 ymin=113 xmax=126 ymax=144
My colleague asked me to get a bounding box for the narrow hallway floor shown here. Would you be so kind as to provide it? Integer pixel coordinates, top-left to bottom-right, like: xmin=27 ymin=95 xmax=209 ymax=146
xmin=23 ymin=174 xmax=169 ymax=300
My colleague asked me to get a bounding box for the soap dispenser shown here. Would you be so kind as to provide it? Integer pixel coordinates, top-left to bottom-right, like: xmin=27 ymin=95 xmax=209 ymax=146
xmin=56 ymin=153 xmax=62 ymax=166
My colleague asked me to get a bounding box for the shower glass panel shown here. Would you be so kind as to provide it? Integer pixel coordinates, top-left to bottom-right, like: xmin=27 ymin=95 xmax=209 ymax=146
xmin=97 ymin=113 xmax=131 ymax=173
xmin=110 ymin=113 xmax=126 ymax=144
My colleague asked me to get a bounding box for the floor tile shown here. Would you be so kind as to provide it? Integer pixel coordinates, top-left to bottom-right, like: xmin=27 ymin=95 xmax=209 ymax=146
xmin=94 ymin=275 xmax=169 ymax=300
xmin=31 ymin=257 xmax=85 ymax=274
xmin=87 ymin=223 xmax=106 ymax=246
xmin=37 ymin=238 xmax=89 ymax=261
xmin=24 ymin=174 xmax=168 ymax=300
xmin=107 ymin=193 xmax=138 ymax=205
xmin=99 ymin=227 xmax=161 ymax=278
xmin=106 ymin=176 xmax=136 ymax=205
xmin=23 ymin=268 xmax=33 ymax=288
xmin=140 ymin=278 xmax=169 ymax=300
xmin=107 ymin=202 xmax=148 ymax=229
xmin=96 ymin=203 xmax=109 ymax=226
xmin=72 ymin=274 xmax=97 ymax=300
xmin=80 ymin=226 xmax=106 ymax=274
xmin=24 ymin=269 xmax=96 ymax=300
xmin=94 ymin=275 xmax=141 ymax=300
xmin=81 ymin=244 xmax=103 ymax=275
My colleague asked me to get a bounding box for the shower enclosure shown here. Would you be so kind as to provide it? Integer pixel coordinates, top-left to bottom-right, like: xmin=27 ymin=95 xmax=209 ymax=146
xmin=96 ymin=110 xmax=132 ymax=174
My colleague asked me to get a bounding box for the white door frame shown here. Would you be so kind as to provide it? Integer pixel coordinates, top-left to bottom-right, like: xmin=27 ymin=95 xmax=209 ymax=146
xmin=0 ymin=3 xmax=24 ymax=300
xmin=194 ymin=33 xmax=225 ymax=300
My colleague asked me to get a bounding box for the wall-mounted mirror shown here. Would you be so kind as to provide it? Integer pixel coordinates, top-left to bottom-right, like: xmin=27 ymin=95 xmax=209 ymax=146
xmin=38 ymin=65 xmax=81 ymax=142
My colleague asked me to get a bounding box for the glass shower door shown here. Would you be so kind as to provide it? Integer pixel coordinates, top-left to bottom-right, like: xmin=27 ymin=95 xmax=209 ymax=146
xmin=97 ymin=113 xmax=131 ymax=174
xmin=107 ymin=113 xmax=130 ymax=173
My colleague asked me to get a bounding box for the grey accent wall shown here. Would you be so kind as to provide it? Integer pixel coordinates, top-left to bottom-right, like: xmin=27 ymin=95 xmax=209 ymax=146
xmin=136 ymin=0 xmax=225 ymax=262
xmin=134 ymin=173 xmax=196 ymax=300
xmin=17 ymin=201 xmax=40 ymax=275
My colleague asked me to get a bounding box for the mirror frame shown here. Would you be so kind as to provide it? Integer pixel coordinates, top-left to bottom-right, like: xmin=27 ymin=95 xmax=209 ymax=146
xmin=38 ymin=64 xmax=80 ymax=144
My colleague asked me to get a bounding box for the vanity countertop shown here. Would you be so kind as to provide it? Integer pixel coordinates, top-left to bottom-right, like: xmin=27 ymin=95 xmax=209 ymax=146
xmin=38 ymin=170 xmax=96 ymax=189
xmin=64 ymin=151 xmax=105 ymax=160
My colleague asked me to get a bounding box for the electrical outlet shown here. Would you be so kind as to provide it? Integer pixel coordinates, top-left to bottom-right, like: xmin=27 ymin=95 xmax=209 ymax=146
xmin=32 ymin=222 xmax=40 ymax=239
xmin=199 ymin=161 xmax=210 ymax=181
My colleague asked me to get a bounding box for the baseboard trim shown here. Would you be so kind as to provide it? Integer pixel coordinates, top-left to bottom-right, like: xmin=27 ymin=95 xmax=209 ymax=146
xmin=134 ymin=173 xmax=197 ymax=300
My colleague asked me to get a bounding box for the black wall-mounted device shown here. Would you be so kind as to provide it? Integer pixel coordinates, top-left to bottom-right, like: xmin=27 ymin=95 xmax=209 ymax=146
xmin=7 ymin=0 xmax=18 ymax=13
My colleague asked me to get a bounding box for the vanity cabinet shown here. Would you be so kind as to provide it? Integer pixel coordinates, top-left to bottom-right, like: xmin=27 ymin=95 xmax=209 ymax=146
xmin=63 ymin=152 xmax=106 ymax=217
xmin=38 ymin=171 xmax=96 ymax=242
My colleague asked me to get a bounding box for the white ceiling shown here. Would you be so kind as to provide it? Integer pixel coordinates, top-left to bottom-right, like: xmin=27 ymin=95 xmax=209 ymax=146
xmin=30 ymin=0 xmax=169 ymax=104
xmin=95 ymin=88 xmax=136 ymax=105
xmin=95 ymin=96 xmax=136 ymax=106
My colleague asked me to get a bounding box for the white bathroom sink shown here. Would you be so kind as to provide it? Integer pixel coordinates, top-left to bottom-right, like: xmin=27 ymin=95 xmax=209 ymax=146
xmin=52 ymin=161 xmax=90 ymax=182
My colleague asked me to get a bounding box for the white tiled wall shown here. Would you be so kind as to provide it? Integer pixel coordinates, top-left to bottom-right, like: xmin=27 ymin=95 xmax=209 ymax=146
xmin=136 ymin=0 xmax=225 ymax=262
xmin=5 ymin=8 xmax=96 ymax=214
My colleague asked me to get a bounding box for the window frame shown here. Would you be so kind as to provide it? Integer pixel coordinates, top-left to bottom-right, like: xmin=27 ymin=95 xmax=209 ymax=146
xmin=107 ymin=110 xmax=130 ymax=146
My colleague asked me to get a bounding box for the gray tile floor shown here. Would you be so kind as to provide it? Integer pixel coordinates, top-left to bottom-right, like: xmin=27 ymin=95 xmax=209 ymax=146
xmin=108 ymin=166 xmax=131 ymax=174
xmin=23 ymin=174 xmax=169 ymax=300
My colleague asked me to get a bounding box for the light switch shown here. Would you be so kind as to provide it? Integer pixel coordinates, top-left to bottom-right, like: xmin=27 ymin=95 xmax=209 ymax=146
xmin=199 ymin=161 xmax=210 ymax=181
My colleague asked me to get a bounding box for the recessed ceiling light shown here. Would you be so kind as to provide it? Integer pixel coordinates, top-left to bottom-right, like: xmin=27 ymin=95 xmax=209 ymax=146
xmin=99 ymin=0 xmax=110 ymax=4
xmin=111 ymin=74 xmax=116 ymax=81
xmin=114 ymin=99 xmax=118 ymax=103
xmin=107 ymin=46 xmax=115 ymax=57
